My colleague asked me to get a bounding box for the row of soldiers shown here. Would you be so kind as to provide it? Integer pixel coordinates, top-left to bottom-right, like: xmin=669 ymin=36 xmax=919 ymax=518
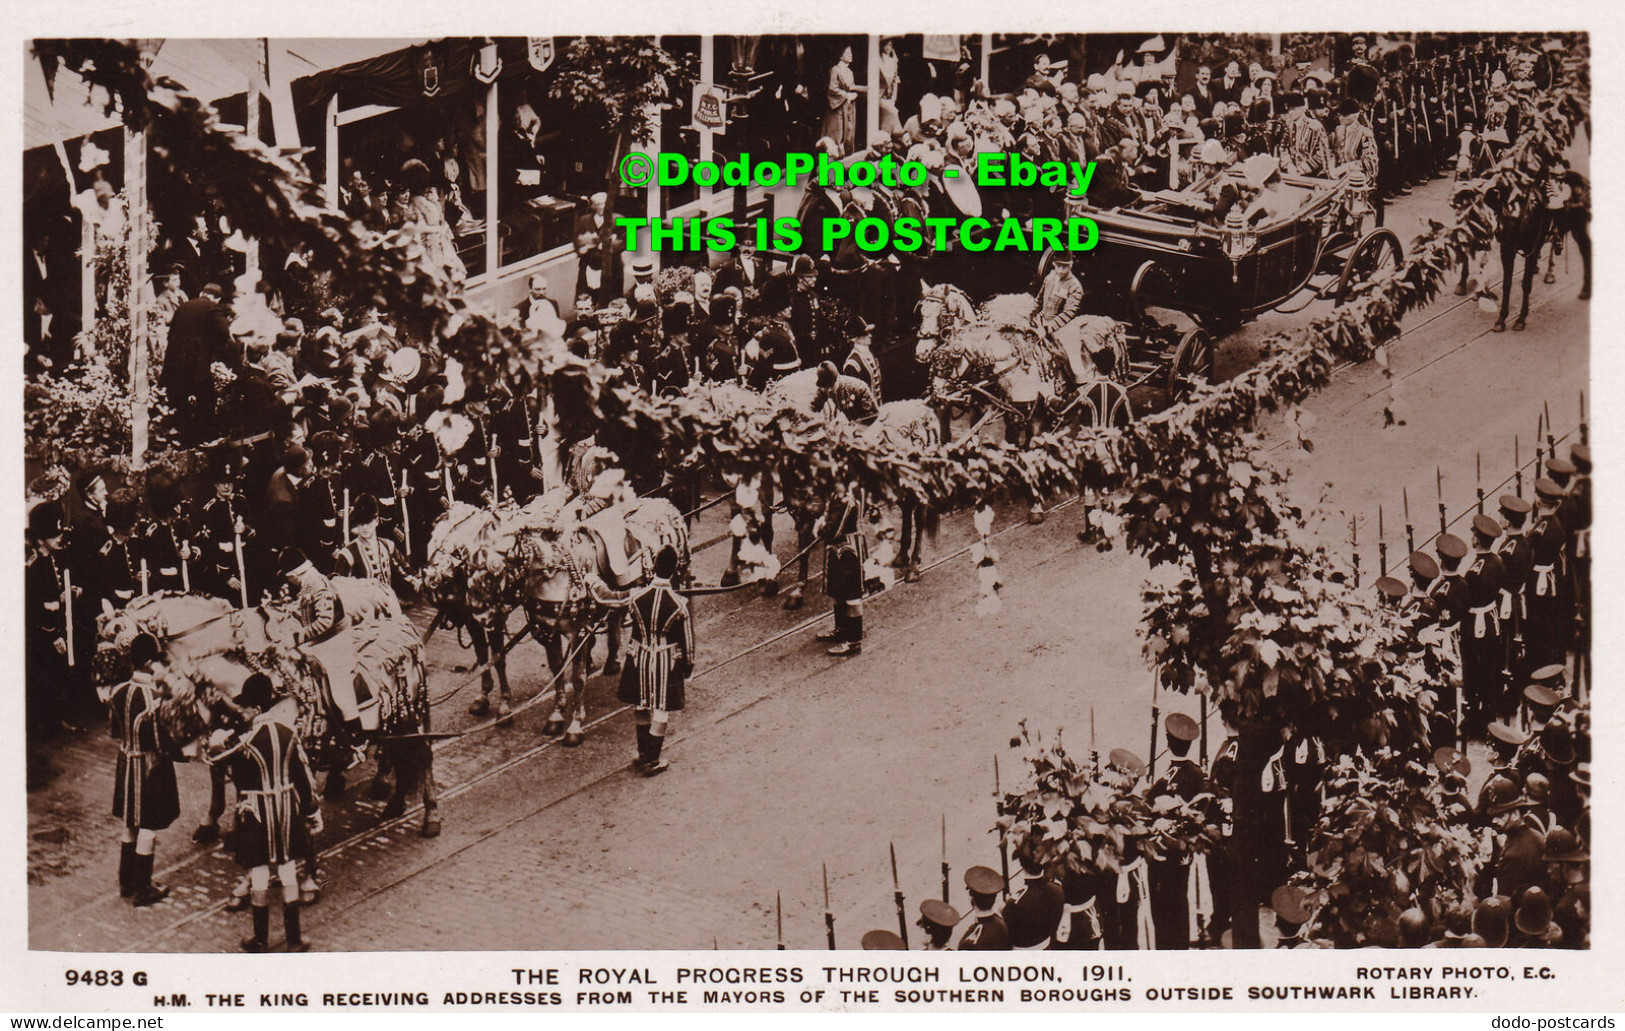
xmin=1374 ymin=443 xmax=1591 ymax=747
xmin=865 ymin=689 xmax=1589 ymax=951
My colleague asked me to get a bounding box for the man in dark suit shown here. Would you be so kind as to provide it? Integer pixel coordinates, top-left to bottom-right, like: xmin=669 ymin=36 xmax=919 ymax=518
xmin=161 ymin=282 xmax=232 ymax=443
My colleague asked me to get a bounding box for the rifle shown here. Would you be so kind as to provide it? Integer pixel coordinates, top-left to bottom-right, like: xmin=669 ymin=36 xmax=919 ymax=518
xmin=62 ymin=568 xmax=75 ymax=668
xmin=399 ymin=469 xmax=413 ymax=559
xmin=180 ymin=533 xmax=192 ymax=594
xmin=890 ymin=843 xmax=909 ymax=948
xmin=994 ymin=754 xmax=1011 ymax=900
xmin=1148 ymin=666 xmax=1161 ymax=781
xmin=233 ymin=515 xmax=250 ymax=609
xmin=776 ymin=891 xmax=785 ymax=951
xmin=1436 ymin=467 xmax=1448 ymax=536
xmin=940 ymin=813 xmax=951 ymax=904
xmin=822 ymin=862 xmax=836 ymax=950
xmin=1476 ymin=452 xmax=1485 ymax=515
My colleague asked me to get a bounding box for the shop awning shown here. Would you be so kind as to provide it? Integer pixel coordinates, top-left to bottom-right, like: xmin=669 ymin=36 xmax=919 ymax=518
xmin=24 ymin=37 xmax=422 ymax=151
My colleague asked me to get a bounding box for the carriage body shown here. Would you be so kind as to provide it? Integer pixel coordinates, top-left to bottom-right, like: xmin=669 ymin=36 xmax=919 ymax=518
xmin=1079 ymin=170 xmax=1393 ymax=325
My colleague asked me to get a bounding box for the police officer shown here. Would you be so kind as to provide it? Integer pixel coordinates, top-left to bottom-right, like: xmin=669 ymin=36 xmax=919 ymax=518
xmin=615 ymin=547 xmax=693 ymax=777
xmin=816 ymin=485 xmax=868 ymax=657
xmin=210 ymin=673 xmax=322 ymax=952
xmin=103 ymin=633 xmax=180 ymax=906
xmin=950 ymin=866 xmax=1011 ymax=950
xmin=1463 ymin=514 xmax=1508 ymax=735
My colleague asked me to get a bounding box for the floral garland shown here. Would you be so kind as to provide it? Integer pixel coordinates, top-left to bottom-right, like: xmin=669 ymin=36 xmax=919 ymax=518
xmin=29 ymin=41 xmax=1584 ymax=529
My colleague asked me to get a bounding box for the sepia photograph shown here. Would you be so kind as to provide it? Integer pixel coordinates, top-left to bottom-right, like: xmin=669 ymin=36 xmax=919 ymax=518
xmin=15 ymin=14 xmax=1597 ymax=989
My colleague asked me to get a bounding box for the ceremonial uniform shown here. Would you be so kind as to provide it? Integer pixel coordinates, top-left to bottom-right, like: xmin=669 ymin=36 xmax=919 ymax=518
xmin=1462 ymin=533 xmax=1508 ymax=733
xmin=333 ymin=531 xmax=402 ymax=590
xmin=1525 ymin=495 xmax=1570 ymax=670
xmin=195 ymin=489 xmax=253 ymax=602
xmin=952 ymin=908 xmax=1012 ymax=950
xmin=1003 ymin=867 xmax=1065 ymax=950
xmin=616 ymin=577 xmax=694 ymax=715
xmin=1052 ymin=868 xmax=1109 ymax=950
xmin=107 ymin=671 xmax=181 ymax=834
xmin=216 ymin=709 xmax=318 ymax=872
xmin=137 ymin=516 xmax=192 ymax=595
xmin=1496 ymin=503 xmax=1535 ymax=679
xmin=1101 ymin=853 xmax=1156 ymax=949
xmin=820 ymin=493 xmax=868 ymax=655
xmin=25 ymin=535 xmax=74 ymax=736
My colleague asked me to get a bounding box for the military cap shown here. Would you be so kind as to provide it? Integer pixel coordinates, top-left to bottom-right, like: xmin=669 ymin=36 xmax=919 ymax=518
xmin=1271 ymin=885 xmax=1311 ymax=925
xmin=1531 ymin=663 xmax=1566 ymax=686
xmin=861 ymin=929 xmax=907 ymax=950
xmin=75 ymin=468 xmax=109 ymax=496
xmin=1488 ymin=721 xmax=1529 ymax=747
xmin=1108 ymin=748 xmax=1146 ymax=780
xmin=1165 ymin=712 xmax=1200 ymax=743
xmin=1534 ymin=477 xmax=1564 ymax=500
xmin=1408 ymin=551 xmax=1439 ymax=580
xmin=1545 ymin=457 xmax=1577 ymax=480
xmin=239 ymin=672 xmax=275 ymax=711
xmin=1471 ymin=513 xmax=1502 ymax=540
xmin=1436 ymin=533 xmax=1469 ymax=562
xmin=28 ymin=500 xmax=64 ymax=539
xmin=1523 ymin=684 xmax=1560 ymax=709
xmin=351 ymin=492 xmax=381 ymax=526
xmin=107 ymin=496 xmax=139 ymax=531
xmin=964 ymin=866 xmax=1004 ymax=897
xmin=1498 ymin=493 xmax=1532 ymax=522
xmin=1433 ymin=746 xmax=1471 ymax=777
xmin=1569 ymin=444 xmax=1590 ymax=472
xmin=919 ymin=899 xmax=961 ymax=930
xmin=1374 ymin=575 xmax=1407 ymax=600
xmin=1540 ymin=722 xmax=1577 ymax=765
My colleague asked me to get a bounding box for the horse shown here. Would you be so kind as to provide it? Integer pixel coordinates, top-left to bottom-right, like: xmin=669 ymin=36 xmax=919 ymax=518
xmin=422 ymin=490 xmax=576 ymax=720
xmin=96 ymin=588 xmax=442 ymax=837
xmin=1487 ymin=157 xmax=1592 ymax=332
xmin=862 ymin=399 xmax=943 ymax=582
xmin=914 ymin=283 xmax=1069 ymax=449
xmin=516 ymin=497 xmax=691 ymax=747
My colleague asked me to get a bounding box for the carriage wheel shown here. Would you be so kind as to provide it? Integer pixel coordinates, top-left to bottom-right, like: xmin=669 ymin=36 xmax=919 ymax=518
xmin=1128 ymin=260 xmax=1175 ymax=330
xmin=1168 ymin=328 xmax=1215 ymax=404
xmin=1076 ymin=380 xmax=1135 ymax=429
xmin=1333 ymin=228 xmax=1403 ymax=307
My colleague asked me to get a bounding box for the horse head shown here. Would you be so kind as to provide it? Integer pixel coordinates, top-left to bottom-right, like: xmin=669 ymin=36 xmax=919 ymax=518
xmin=917 ymin=284 xmax=975 ymax=362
